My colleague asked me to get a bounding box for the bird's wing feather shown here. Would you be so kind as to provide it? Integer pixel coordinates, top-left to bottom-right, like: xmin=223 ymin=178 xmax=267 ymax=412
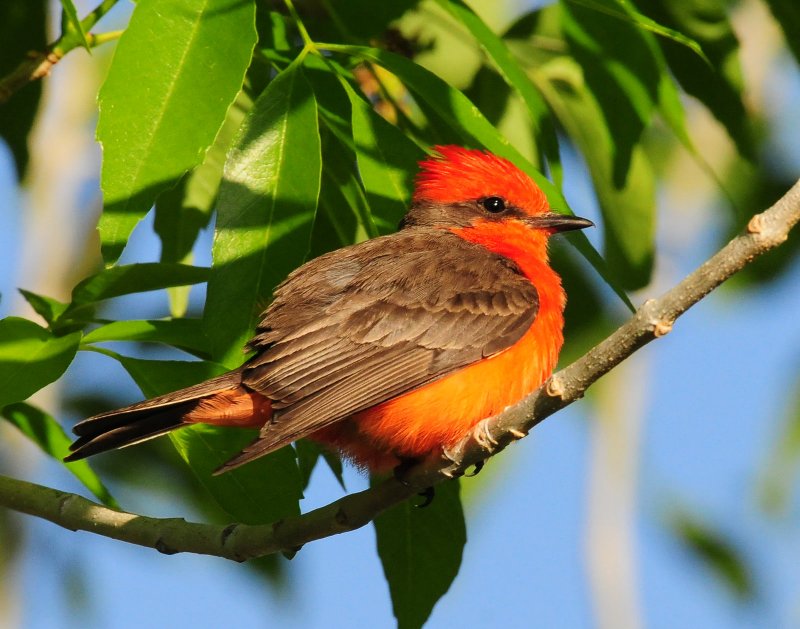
xmin=223 ymin=228 xmax=538 ymax=470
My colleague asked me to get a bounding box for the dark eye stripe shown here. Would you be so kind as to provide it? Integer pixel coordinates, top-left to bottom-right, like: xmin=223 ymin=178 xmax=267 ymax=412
xmin=482 ymin=197 xmax=506 ymax=213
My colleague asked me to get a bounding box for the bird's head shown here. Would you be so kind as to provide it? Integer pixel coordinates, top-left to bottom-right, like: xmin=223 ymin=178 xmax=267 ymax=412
xmin=404 ymin=145 xmax=593 ymax=237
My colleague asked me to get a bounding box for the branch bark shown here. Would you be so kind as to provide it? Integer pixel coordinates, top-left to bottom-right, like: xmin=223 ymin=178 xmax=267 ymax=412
xmin=2 ymin=178 xmax=799 ymax=560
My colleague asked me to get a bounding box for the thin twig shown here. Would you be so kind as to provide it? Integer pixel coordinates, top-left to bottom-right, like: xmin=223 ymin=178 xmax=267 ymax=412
xmin=1 ymin=178 xmax=799 ymax=560
xmin=0 ymin=0 xmax=120 ymax=104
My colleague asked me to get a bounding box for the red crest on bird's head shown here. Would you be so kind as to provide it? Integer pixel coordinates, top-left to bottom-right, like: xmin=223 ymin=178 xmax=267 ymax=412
xmin=413 ymin=146 xmax=549 ymax=216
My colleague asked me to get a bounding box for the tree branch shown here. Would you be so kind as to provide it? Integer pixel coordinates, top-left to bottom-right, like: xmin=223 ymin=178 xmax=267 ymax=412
xmin=0 ymin=0 xmax=120 ymax=105
xmin=2 ymin=178 xmax=799 ymax=560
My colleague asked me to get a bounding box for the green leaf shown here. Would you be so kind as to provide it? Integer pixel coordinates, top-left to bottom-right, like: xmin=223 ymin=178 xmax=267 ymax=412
xmin=536 ymin=55 xmax=655 ymax=289
xmin=668 ymin=507 xmax=754 ymax=601
xmin=59 ymin=263 xmax=209 ymax=325
xmin=300 ymin=62 xmax=372 ymax=256
xmin=96 ymin=350 xmax=302 ymax=523
xmin=59 ymin=0 xmax=90 ymax=51
xmin=294 ymin=439 xmax=345 ymax=491
xmin=204 ymin=60 xmax=321 ymax=366
xmin=566 ymin=0 xmax=707 ymax=61
xmin=154 ymin=89 xmax=253 ymax=316
xmin=70 ymin=263 xmax=209 ymax=305
xmin=375 ymin=479 xmax=466 ymax=629
xmin=1 ymin=402 xmax=118 ymax=508
xmin=564 ymin=0 xmax=661 ymax=140
xmin=435 ymin=0 xmax=561 ymax=183
xmin=303 ymin=56 xmax=384 ymax=245
xmin=0 ymin=318 xmax=80 ymax=408
xmin=764 ymin=0 xmax=800 ymax=66
xmin=96 ymin=0 xmax=257 ymax=263
xmin=637 ymin=0 xmax=754 ymax=159
xmin=153 ymin=178 xmax=213 ymax=318
xmin=82 ymin=318 xmax=209 ymax=357
xmin=558 ymin=0 xmax=658 ymax=287
xmin=171 ymin=424 xmax=302 ymax=524
xmin=18 ymin=289 xmax=69 ymax=326
xmin=0 ymin=0 xmax=47 ymax=179
xmin=342 ymin=79 xmax=425 ymax=233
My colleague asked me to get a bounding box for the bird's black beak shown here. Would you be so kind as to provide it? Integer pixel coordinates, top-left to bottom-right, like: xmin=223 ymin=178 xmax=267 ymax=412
xmin=525 ymin=212 xmax=594 ymax=233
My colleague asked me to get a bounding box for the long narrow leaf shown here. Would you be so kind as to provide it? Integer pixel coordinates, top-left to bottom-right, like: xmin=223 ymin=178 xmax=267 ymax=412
xmin=567 ymin=0 xmax=707 ymax=62
xmin=57 ymin=263 xmax=209 ymax=327
xmin=82 ymin=318 xmax=209 ymax=358
xmin=2 ymin=403 xmax=118 ymax=508
xmin=97 ymin=0 xmax=257 ymax=262
xmin=637 ymin=0 xmax=754 ymax=159
xmin=204 ymin=59 xmax=321 ymax=366
xmin=342 ymin=80 xmax=423 ymax=233
xmin=58 ymin=0 xmax=90 ymax=51
xmin=375 ymin=479 xmax=466 ymax=629
xmin=0 ymin=318 xmax=80 ymax=408
xmin=536 ymin=56 xmax=655 ymax=289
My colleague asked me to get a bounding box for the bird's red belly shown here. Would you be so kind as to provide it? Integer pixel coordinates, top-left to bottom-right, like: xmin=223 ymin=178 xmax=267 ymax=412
xmin=311 ymin=311 xmax=563 ymax=471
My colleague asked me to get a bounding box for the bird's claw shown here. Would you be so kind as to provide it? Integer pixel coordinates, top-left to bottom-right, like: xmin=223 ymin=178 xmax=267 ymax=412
xmin=415 ymin=486 xmax=435 ymax=508
xmin=465 ymin=460 xmax=485 ymax=477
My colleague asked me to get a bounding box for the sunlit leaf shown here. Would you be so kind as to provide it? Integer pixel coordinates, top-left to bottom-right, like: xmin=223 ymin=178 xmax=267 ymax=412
xmin=559 ymin=0 xmax=657 ymax=287
xmin=302 ymin=62 xmax=373 ymax=255
xmin=82 ymin=318 xmax=209 ymax=358
xmin=0 ymin=318 xmax=80 ymax=408
xmin=343 ymin=80 xmax=423 ymax=233
xmin=566 ymin=0 xmax=707 ymax=61
xmin=57 ymin=263 xmax=209 ymax=327
xmin=97 ymin=0 xmax=257 ymax=262
xmin=154 ymin=90 xmax=252 ymax=316
xmin=536 ymin=55 xmax=655 ymax=289
xmin=204 ymin=60 xmax=321 ymax=367
xmin=18 ymin=289 xmax=68 ymax=327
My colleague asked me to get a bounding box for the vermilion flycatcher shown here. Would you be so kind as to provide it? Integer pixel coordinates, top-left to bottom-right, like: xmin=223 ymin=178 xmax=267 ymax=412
xmin=66 ymin=146 xmax=592 ymax=473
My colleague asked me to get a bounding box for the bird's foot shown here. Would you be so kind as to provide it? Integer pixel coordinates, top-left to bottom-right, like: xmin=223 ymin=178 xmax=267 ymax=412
xmin=393 ymin=457 xmax=435 ymax=507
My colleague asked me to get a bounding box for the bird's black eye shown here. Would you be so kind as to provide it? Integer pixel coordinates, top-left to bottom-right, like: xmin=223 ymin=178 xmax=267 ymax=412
xmin=482 ymin=196 xmax=506 ymax=213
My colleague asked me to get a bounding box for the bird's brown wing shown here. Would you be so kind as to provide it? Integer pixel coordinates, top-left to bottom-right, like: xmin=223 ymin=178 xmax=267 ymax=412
xmin=221 ymin=228 xmax=538 ymax=471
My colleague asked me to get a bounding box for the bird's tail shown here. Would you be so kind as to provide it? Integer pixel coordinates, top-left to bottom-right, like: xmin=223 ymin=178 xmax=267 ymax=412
xmin=65 ymin=370 xmax=270 ymax=462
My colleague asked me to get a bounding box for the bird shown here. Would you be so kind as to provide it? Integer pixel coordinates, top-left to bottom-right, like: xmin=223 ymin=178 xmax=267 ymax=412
xmin=66 ymin=146 xmax=593 ymax=475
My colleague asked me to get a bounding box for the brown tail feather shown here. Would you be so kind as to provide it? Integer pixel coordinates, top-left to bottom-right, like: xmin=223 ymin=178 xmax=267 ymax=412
xmin=65 ymin=370 xmax=246 ymax=462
